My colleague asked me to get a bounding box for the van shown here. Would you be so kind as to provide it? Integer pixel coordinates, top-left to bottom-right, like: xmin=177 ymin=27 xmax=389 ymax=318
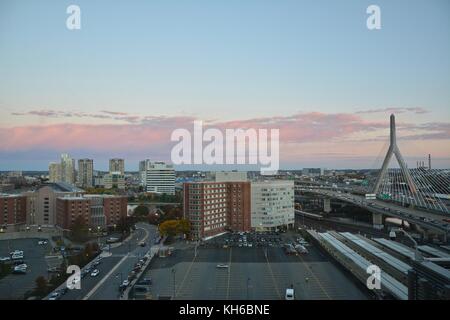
xmin=285 ymin=288 xmax=294 ymax=300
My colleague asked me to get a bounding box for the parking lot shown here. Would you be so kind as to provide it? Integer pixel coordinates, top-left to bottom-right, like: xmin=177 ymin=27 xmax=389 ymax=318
xmin=142 ymin=233 xmax=370 ymax=300
xmin=0 ymin=238 xmax=53 ymax=299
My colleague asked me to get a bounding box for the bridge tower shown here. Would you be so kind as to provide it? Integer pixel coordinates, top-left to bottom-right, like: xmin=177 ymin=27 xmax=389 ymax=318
xmin=373 ymin=114 xmax=417 ymax=194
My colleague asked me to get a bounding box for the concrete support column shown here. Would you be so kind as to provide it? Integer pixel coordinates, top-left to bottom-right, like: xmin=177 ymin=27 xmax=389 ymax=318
xmin=323 ymin=198 xmax=331 ymax=214
xmin=372 ymin=212 xmax=384 ymax=230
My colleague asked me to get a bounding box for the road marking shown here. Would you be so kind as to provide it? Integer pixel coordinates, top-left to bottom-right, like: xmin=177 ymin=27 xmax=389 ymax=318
xmin=175 ymin=251 xmax=197 ymax=298
xmin=295 ymin=254 xmax=332 ymax=300
xmin=226 ymin=247 xmax=232 ymax=300
xmin=82 ymin=254 xmax=129 ymax=300
xmin=263 ymin=248 xmax=282 ymax=299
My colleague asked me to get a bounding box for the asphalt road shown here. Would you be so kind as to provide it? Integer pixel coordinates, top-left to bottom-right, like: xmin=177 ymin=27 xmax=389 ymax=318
xmin=89 ymin=223 xmax=158 ymax=300
xmin=143 ymin=240 xmax=369 ymax=300
xmin=57 ymin=223 xmax=157 ymax=300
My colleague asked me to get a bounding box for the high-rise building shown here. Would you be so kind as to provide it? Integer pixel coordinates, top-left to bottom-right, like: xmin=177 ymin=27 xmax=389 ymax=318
xmin=139 ymin=159 xmax=150 ymax=186
xmin=251 ymin=180 xmax=295 ymax=231
xmin=142 ymin=161 xmax=175 ymax=195
xmin=77 ymin=159 xmax=94 ymax=188
xmin=183 ymin=179 xmax=251 ymax=240
xmin=109 ymin=158 xmax=125 ymax=175
xmin=48 ymin=162 xmax=62 ymax=182
xmin=60 ymin=153 xmax=75 ymax=185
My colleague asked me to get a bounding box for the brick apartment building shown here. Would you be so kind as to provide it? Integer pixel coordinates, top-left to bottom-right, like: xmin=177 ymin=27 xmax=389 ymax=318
xmin=56 ymin=195 xmax=127 ymax=230
xmin=56 ymin=196 xmax=91 ymax=230
xmin=0 ymin=194 xmax=27 ymax=227
xmin=183 ymin=181 xmax=251 ymax=240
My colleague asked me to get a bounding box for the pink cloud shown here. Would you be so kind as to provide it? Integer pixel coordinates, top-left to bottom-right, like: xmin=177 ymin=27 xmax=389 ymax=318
xmin=1 ymin=112 xmax=449 ymax=167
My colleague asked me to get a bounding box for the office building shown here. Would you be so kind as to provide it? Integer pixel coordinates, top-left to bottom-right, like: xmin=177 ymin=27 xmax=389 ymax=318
xmin=60 ymin=153 xmax=75 ymax=185
xmin=141 ymin=161 xmax=175 ymax=195
xmin=0 ymin=194 xmax=27 ymax=227
xmin=251 ymin=180 xmax=295 ymax=231
xmin=103 ymin=172 xmax=125 ymax=189
xmin=77 ymin=159 xmax=94 ymax=188
xmin=109 ymin=158 xmax=125 ymax=175
xmin=48 ymin=162 xmax=62 ymax=182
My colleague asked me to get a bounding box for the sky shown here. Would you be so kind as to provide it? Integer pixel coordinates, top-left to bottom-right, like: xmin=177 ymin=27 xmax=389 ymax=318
xmin=0 ymin=0 xmax=449 ymax=171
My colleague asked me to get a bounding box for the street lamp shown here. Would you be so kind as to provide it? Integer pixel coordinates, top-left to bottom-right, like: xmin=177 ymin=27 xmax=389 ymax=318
xmin=391 ymin=228 xmax=423 ymax=261
xmin=97 ymin=226 xmax=101 ymax=245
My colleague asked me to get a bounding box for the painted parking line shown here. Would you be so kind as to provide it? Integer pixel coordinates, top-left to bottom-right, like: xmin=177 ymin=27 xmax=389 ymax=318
xmin=226 ymin=247 xmax=232 ymax=300
xmin=263 ymin=249 xmax=282 ymax=299
xmin=175 ymin=254 xmax=197 ymax=298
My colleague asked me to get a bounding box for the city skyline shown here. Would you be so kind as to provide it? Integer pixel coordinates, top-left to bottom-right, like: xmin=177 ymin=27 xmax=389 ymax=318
xmin=1 ymin=0 xmax=449 ymax=170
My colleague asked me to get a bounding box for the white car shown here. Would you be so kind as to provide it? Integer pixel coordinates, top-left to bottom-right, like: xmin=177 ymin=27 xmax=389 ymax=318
xmin=122 ymin=279 xmax=130 ymax=287
xmin=48 ymin=292 xmax=61 ymax=300
xmin=216 ymin=264 xmax=229 ymax=268
xmin=0 ymin=256 xmax=11 ymax=262
xmin=38 ymin=240 xmax=48 ymax=245
xmin=285 ymin=288 xmax=295 ymax=300
xmin=90 ymin=269 xmax=100 ymax=277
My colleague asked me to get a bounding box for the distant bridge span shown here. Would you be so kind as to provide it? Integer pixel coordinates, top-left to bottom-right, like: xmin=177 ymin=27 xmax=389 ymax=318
xmin=296 ymin=187 xmax=450 ymax=236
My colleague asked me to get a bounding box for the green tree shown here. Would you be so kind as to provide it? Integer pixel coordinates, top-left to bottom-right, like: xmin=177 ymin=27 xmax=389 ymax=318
xmin=134 ymin=205 xmax=149 ymax=217
xmin=159 ymin=219 xmax=190 ymax=237
xmin=71 ymin=215 xmax=88 ymax=242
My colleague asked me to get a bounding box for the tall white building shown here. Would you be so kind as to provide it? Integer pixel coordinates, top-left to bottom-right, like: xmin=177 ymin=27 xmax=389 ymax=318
xmin=251 ymin=180 xmax=294 ymax=231
xmin=77 ymin=159 xmax=94 ymax=188
xmin=109 ymin=158 xmax=125 ymax=175
xmin=48 ymin=162 xmax=61 ymax=182
xmin=60 ymin=153 xmax=75 ymax=185
xmin=141 ymin=161 xmax=175 ymax=195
